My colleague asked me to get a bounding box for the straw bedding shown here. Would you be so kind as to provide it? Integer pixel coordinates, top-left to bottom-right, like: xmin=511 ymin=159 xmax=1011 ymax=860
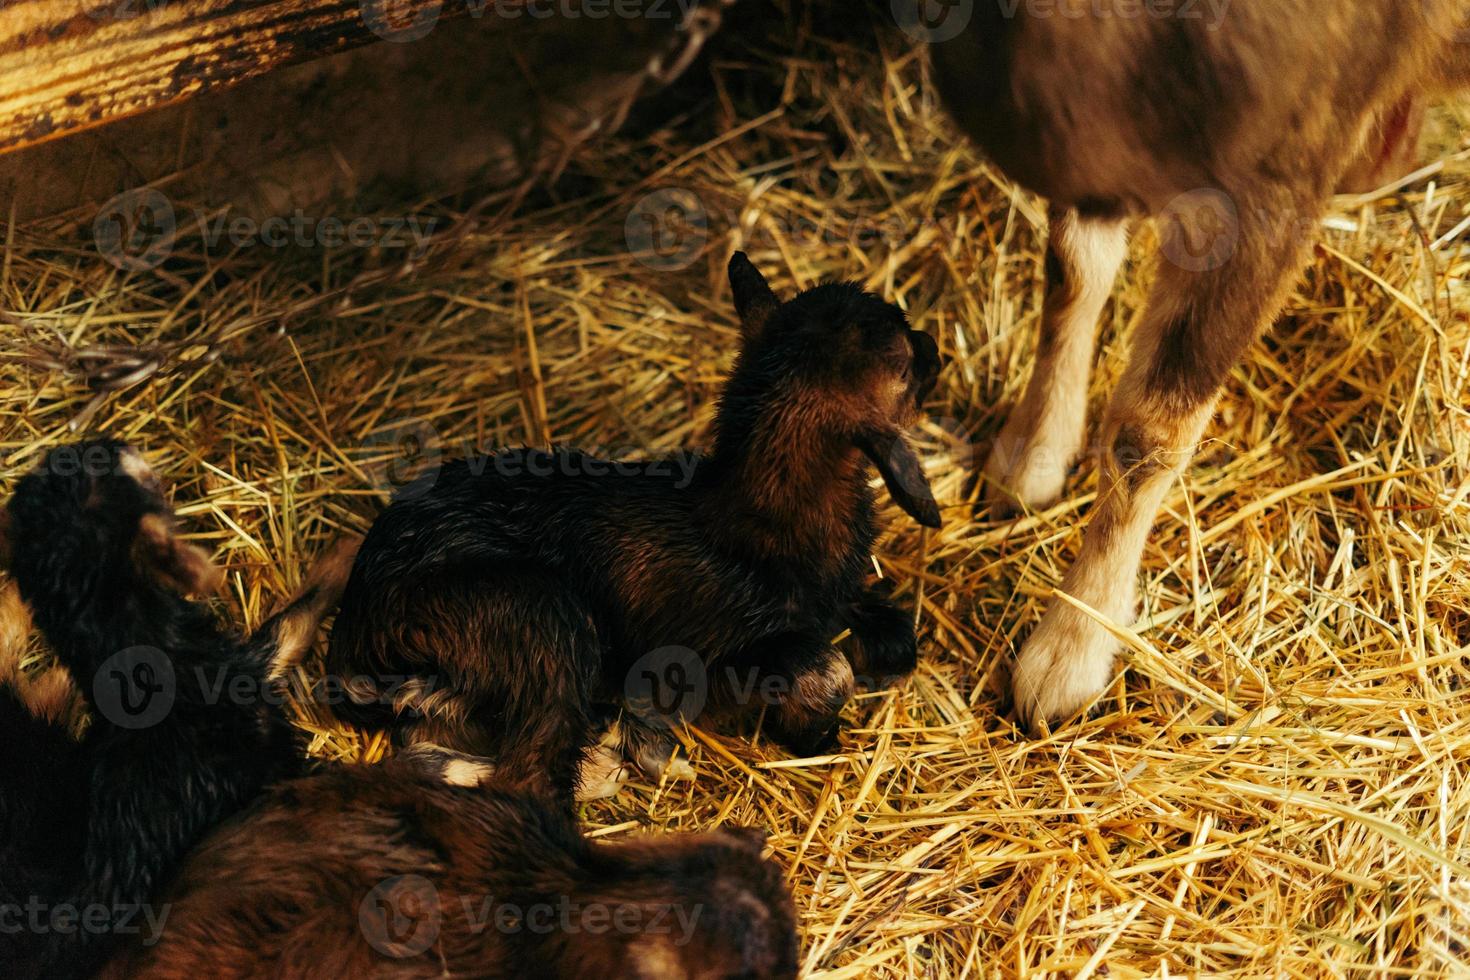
xmin=2 ymin=4 xmax=1469 ymax=976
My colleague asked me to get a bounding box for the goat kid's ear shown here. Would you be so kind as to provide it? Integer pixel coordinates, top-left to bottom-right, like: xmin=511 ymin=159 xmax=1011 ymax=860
xmin=857 ymin=428 xmax=942 ymax=529
xmin=728 ymin=251 xmax=780 ymax=342
xmin=134 ymin=513 xmax=225 ymax=596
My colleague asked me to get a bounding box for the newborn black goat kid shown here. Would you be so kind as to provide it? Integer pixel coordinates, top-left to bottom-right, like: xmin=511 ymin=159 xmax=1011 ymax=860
xmin=328 ymin=254 xmax=943 ymax=803
xmin=0 ymin=441 xmax=355 ymax=979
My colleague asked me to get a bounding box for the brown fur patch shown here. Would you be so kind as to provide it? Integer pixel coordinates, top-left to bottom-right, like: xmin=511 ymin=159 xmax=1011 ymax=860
xmin=266 ymin=534 xmax=362 ymax=678
xmin=134 ymin=513 xmax=225 ymax=596
xmin=0 ymin=580 xmax=30 ymax=684
xmin=21 ymin=667 xmax=81 ymax=727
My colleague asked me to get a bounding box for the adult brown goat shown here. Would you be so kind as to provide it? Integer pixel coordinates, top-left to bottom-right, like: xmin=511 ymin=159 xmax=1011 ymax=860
xmin=926 ymin=0 xmax=1470 ymax=729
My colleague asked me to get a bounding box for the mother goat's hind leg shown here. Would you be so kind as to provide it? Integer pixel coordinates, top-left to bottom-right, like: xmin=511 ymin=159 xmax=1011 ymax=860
xmin=1012 ymin=186 xmax=1319 ymax=732
xmin=984 ymin=206 xmax=1128 ymax=513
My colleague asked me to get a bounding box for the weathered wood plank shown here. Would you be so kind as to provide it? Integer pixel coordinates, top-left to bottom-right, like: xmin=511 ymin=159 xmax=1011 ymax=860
xmin=0 ymin=0 xmax=496 ymax=156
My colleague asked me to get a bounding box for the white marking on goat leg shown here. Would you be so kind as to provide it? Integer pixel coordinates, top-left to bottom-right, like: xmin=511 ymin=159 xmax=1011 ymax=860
xmin=577 ymin=744 xmax=632 ymax=802
xmin=985 ymin=209 xmax=1128 ymax=511
xmin=267 ymin=534 xmax=364 ymax=679
xmin=442 ymin=758 xmax=496 ymax=788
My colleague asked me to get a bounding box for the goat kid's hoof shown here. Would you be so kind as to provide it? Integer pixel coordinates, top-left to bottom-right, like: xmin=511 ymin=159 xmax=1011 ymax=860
xmin=1011 ymin=608 xmax=1120 ymax=735
xmin=773 ymin=720 xmax=842 ymax=759
xmin=577 ymin=744 xmax=633 ymax=802
xmin=625 ymin=734 xmax=696 ymax=785
xmin=851 ymin=600 xmax=918 ymax=678
xmin=861 ymin=634 xmax=917 ymax=681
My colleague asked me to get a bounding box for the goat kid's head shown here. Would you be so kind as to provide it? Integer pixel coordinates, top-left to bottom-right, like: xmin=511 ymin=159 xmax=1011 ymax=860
xmin=599 ymin=824 xmax=798 ymax=979
xmin=6 ymin=440 xmax=223 ymax=597
xmin=726 ymin=252 xmax=944 ymax=528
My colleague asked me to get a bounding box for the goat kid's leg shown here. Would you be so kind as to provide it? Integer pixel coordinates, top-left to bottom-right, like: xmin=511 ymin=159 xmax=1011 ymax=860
xmin=845 ymin=584 xmax=917 ymax=682
xmin=985 ymin=206 xmax=1128 ymax=512
xmin=397 ymin=743 xmax=497 ymax=789
xmin=1013 ymin=191 xmax=1318 ymax=731
xmin=256 ymin=534 xmax=364 ymax=679
xmin=389 ymin=567 xmax=601 ymax=811
xmin=717 ymin=632 xmax=855 ymax=756
xmin=590 ymin=716 xmax=690 ymax=797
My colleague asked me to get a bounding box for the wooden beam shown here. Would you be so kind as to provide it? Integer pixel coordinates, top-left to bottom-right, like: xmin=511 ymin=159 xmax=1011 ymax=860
xmin=0 ymin=0 xmax=493 ymax=156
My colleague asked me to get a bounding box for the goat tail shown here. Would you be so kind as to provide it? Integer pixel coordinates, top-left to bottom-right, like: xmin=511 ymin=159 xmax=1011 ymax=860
xmin=252 ymin=534 xmax=363 ymax=681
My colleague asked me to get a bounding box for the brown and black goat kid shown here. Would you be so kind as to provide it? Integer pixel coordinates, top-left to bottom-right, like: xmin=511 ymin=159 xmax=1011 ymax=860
xmin=0 ymin=581 xmax=88 ymax=971
xmin=0 ymin=440 xmax=354 ymax=979
xmin=927 ymin=0 xmax=1470 ymax=730
xmin=326 ymin=253 xmax=943 ymax=803
xmin=104 ymin=755 xmax=799 ymax=979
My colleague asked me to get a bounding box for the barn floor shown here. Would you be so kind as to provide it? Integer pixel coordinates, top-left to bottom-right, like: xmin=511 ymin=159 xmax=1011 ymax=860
xmin=4 ymin=4 xmax=1470 ymax=977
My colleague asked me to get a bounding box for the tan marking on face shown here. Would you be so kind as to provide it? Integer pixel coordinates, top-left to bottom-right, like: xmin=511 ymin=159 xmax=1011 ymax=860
xmin=630 ymin=937 xmax=685 ymax=979
xmin=118 ymin=448 xmax=156 ymax=486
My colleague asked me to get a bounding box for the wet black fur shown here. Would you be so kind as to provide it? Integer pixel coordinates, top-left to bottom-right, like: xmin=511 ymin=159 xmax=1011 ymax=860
xmin=0 ymin=440 xmax=305 ymax=979
xmin=327 ymin=255 xmax=942 ymax=805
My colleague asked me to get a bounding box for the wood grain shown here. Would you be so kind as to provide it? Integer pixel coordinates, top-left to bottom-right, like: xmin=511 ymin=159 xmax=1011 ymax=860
xmin=0 ymin=0 xmax=495 ymax=156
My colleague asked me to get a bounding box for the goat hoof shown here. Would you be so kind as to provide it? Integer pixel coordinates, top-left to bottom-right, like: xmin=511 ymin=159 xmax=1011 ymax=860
xmin=981 ymin=443 xmax=1075 ymax=517
xmin=858 ymin=628 xmax=917 ymax=679
xmin=773 ymin=721 xmax=841 ymax=758
xmin=850 ymin=599 xmax=918 ymax=679
xmin=577 ymin=744 xmax=632 ymax=802
xmin=1011 ymin=605 xmax=1121 ymax=735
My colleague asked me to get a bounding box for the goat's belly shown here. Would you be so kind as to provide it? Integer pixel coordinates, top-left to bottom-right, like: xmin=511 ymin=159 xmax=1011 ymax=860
xmin=929 ymin=14 xmax=1230 ymax=215
xmin=928 ymin=3 xmax=1420 ymax=214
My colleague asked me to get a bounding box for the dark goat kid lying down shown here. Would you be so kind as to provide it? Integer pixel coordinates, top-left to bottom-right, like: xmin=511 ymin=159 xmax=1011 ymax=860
xmin=327 ymin=253 xmax=944 ymax=803
xmin=103 ymin=753 xmax=799 ymax=980
xmin=0 ymin=440 xmax=357 ymax=979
